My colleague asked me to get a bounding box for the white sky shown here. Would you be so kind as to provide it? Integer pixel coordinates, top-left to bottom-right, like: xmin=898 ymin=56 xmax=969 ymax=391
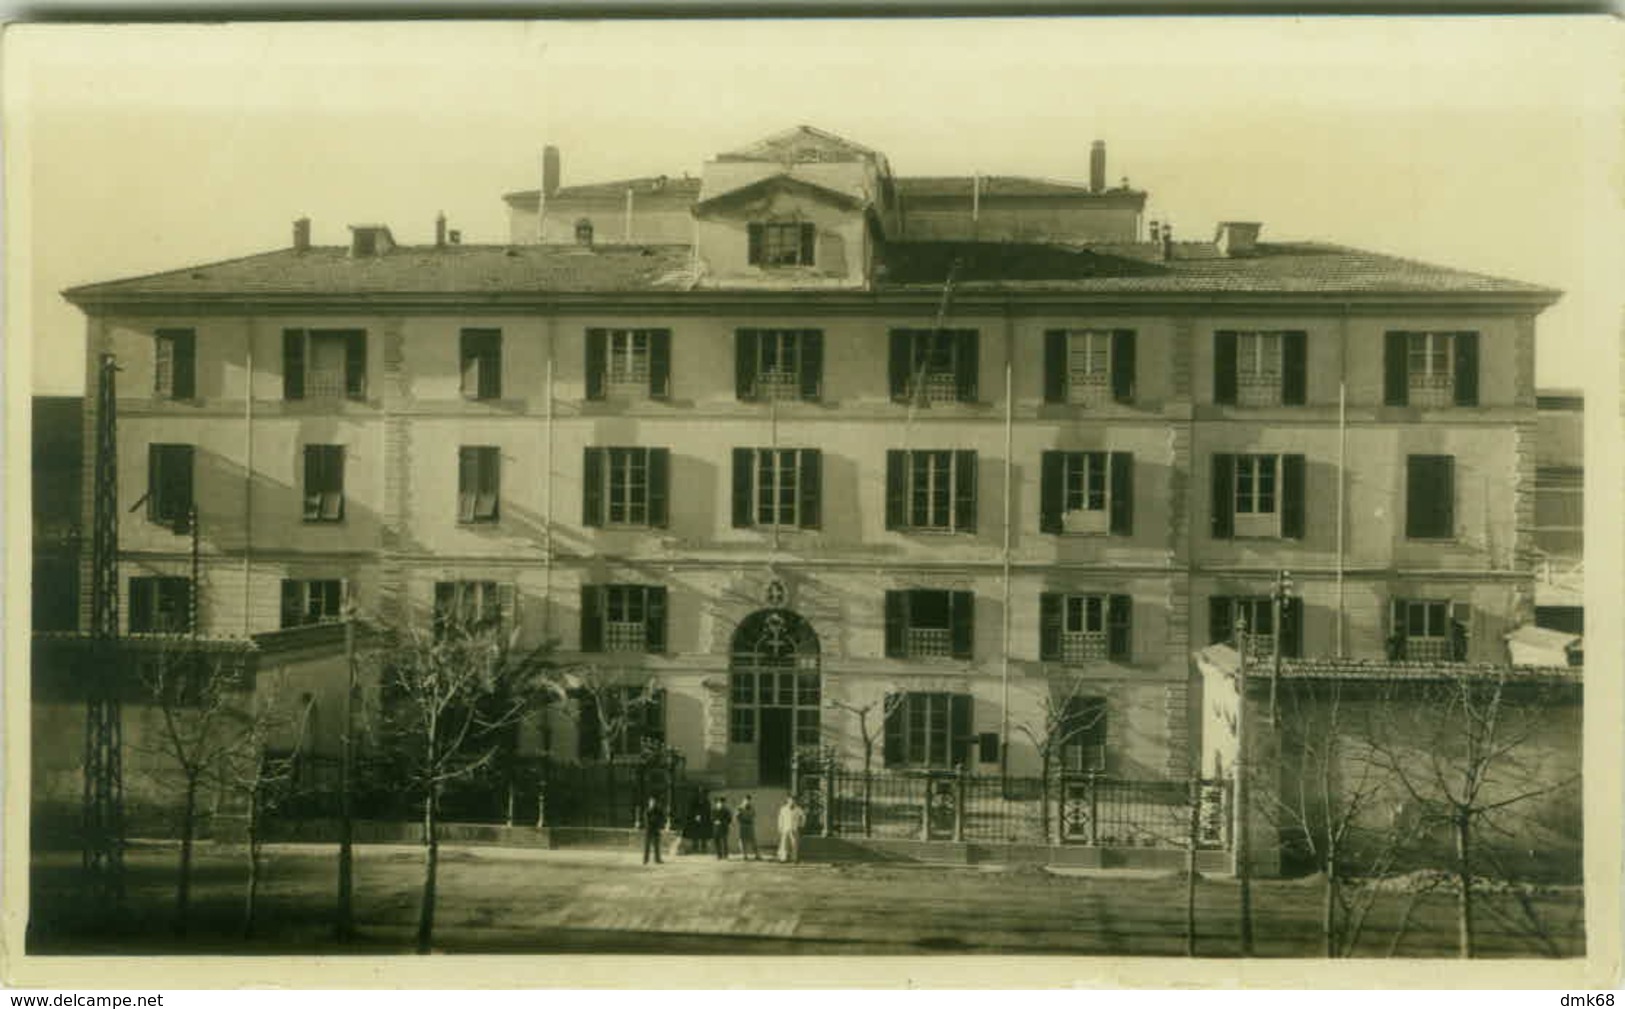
xmin=6 ymin=17 xmax=1619 ymax=395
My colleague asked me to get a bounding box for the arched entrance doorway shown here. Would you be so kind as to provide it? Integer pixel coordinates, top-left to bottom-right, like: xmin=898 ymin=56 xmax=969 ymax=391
xmin=729 ymin=609 xmax=821 ymax=786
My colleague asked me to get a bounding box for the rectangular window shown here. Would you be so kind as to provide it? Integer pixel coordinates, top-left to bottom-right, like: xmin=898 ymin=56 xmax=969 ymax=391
xmin=735 ymin=329 xmax=823 ymax=402
xmin=1044 ymin=329 xmax=1136 ymax=405
xmin=579 ymin=584 xmax=668 ymax=654
xmin=748 ymin=221 xmax=816 ymax=267
xmin=885 ymin=449 xmax=977 ymax=533
xmin=1040 ymin=593 xmax=1132 ymax=663
xmin=433 ymin=580 xmax=507 ymax=638
xmin=1040 ymin=451 xmax=1133 ymax=536
xmin=1059 ymin=696 xmax=1108 ymax=773
xmin=460 ymin=329 xmax=502 ymax=400
xmin=457 ymin=446 xmax=500 ymax=524
xmin=1385 ymin=331 xmax=1479 ymax=407
xmin=284 ymin=329 xmax=367 ymax=401
xmin=154 ymin=329 xmax=196 ymax=400
xmin=890 ymin=329 xmax=979 ymax=404
xmin=1214 ymin=330 xmax=1307 ymax=407
xmin=882 ymin=692 xmax=973 ymax=769
xmin=1406 ymin=454 xmax=1456 ymax=540
xmin=582 ymin=447 xmax=670 ymax=529
xmin=1210 ymin=453 xmax=1305 ymax=540
xmin=1066 ymin=330 xmax=1111 ymax=404
xmin=1389 ymin=598 xmax=1470 ymax=662
xmin=280 ymin=579 xmax=344 ymax=628
xmin=128 ymin=576 xmax=192 ymax=634
xmin=884 ymin=589 xmax=975 ymax=660
xmin=303 ymin=445 xmax=345 ymax=522
xmin=577 ymin=685 xmax=666 ymax=759
xmin=585 ymin=328 xmax=671 ymax=400
xmin=1206 ymin=595 xmax=1302 ymax=658
xmin=732 ymin=448 xmax=821 ymax=529
xmin=146 ymin=444 xmax=195 ymax=529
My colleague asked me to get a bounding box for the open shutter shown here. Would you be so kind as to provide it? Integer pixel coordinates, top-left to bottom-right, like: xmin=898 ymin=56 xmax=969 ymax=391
xmin=731 ymin=448 xmax=754 ymax=528
xmin=949 ymin=591 xmax=975 ymax=660
xmin=1282 ymin=330 xmax=1308 ymax=405
xmin=1213 ymin=330 xmax=1238 ymax=405
xmin=1211 ymin=454 xmax=1235 ymax=539
xmin=280 ymin=580 xmax=301 ymax=629
xmin=585 ymin=329 xmax=607 ymax=401
xmin=888 ymin=331 xmax=911 ymax=402
xmin=884 ymin=591 xmax=906 ymax=658
xmin=645 ymin=586 xmax=668 ymax=654
xmin=747 ymin=223 xmax=764 ymax=265
xmin=480 ymin=448 xmax=499 ymax=521
xmin=1043 ymin=330 xmax=1067 ymax=404
xmin=282 ymin=330 xmax=305 ymax=400
xmin=882 ymin=694 xmax=904 ymax=767
xmin=799 ymin=223 xmax=816 ymax=265
xmin=949 ymin=694 xmax=973 ymax=768
xmin=884 ymin=450 xmax=907 ymax=530
xmin=171 ymin=446 xmax=195 ymax=526
xmin=798 ymin=449 xmax=821 ymax=530
xmin=128 ymin=578 xmax=153 ymax=633
xmin=1107 ymin=594 xmax=1133 ymax=661
xmin=1039 ymin=592 xmax=1063 ymax=661
xmin=1209 ymin=596 xmax=1234 ymax=646
xmin=735 ymin=329 xmax=758 ymax=401
xmin=952 ymin=450 xmax=977 ymax=532
xmin=1279 ymin=597 xmax=1302 ymax=659
xmin=799 ymin=330 xmax=822 ymax=402
xmin=1449 ymin=601 xmax=1472 ymax=661
xmin=648 ymin=329 xmax=671 ymax=400
xmin=1040 ymin=451 xmax=1065 ymax=534
xmin=1453 ymin=332 xmax=1479 ymax=407
xmin=1110 ymin=330 xmax=1136 ymax=404
xmin=457 ymin=448 xmax=478 ymax=522
xmin=582 ymin=448 xmax=604 ymax=527
xmin=344 ymin=331 xmax=367 ymax=399
xmin=1281 ymin=454 xmax=1306 ymax=540
xmin=954 ymin=330 xmax=979 ymax=402
xmin=172 ymin=332 xmax=196 ymax=399
xmin=1384 ymin=331 xmax=1410 ymax=406
xmin=481 ymin=333 xmax=502 ymax=400
xmin=579 ymin=586 xmax=604 ymax=652
xmin=646 ymin=448 xmax=670 ymax=528
xmin=1109 ymin=452 xmax=1134 ymax=536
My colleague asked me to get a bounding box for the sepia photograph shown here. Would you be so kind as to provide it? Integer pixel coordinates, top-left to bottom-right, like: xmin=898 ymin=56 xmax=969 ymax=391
xmin=3 ymin=16 xmax=1619 ymax=989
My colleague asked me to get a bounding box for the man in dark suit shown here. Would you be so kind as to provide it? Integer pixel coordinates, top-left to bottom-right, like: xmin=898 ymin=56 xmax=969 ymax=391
xmin=642 ymin=796 xmax=666 ymax=865
xmin=711 ymin=796 xmax=733 ymax=860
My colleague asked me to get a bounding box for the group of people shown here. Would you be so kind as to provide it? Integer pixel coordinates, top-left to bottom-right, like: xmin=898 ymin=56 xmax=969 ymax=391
xmin=641 ymin=793 xmax=806 ymax=865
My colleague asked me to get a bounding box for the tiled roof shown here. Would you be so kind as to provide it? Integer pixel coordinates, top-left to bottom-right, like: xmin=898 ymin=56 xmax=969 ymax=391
xmin=1194 ymin=644 xmax=1582 ymax=683
xmin=503 ymin=176 xmax=703 ymax=205
xmin=897 ymin=176 xmax=1144 ymax=200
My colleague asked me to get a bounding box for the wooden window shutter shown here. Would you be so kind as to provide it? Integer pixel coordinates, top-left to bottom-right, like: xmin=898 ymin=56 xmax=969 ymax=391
xmin=479 ymin=448 xmax=499 ymax=521
xmin=1281 ymin=330 xmax=1308 ymax=405
xmin=170 ymin=331 xmax=196 ymax=399
xmin=888 ymin=331 xmax=911 ymax=402
xmin=798 ymin=330 xmax=822 ymax=402
xmin=1407 ymin=455 xmax=1453 ymax=539
xmin=280 ymin=580 xmax=302 ymax=629
xmin=1039 ymin=451 xmax=1065 ymax=534
xmin=1043 ymin=330 xmax=1067 ymax=404
xmin=1384 ymin=331 xmax=1410 ymax=406
xmin=579 ymin=585 xmax=604 ymax=652
xmin=798 ymin=449 xmax=822 ymax=530
xmin=1279 ymin=597 xmax=1302 ymax=659
xmin=735 ymin=329 xmax=759 ymax=401
xmin=884 ymin=450 xmax=907 ymax=530
xmin=482 ymin=332 xmax=502 ymax=400
xmin=1107 ymin=594 xmax=1133 ymax=661
xmin=1109 ymin=452 xmax=1134 ymax=536
xmin=344 ymin=331 xmax=367 ymax=399
xmin=1280 ymin=454 xmax=1306 ymax=540
xmin=1209 ymin=596 xmax=1234 ymax=646
xmin=952 ymin=450 xmax=977 ymax=532
xmin=648 ymin=329 xmax=671 ymax=400
xmin=883 ymin=591 xmax=906 ymax=658
xmin=953 ymin=330 xmax=979 ymax=402
xmin=646 ymin=448 xmax=670 ymax=528
xmin=1110 ymin=329 xmax=1136 ymax=404
xmin=747 ymin=223 xmax=764 ymax=265
xmin=882 ymin=693 xmax=904 ymax=767
xmin=731 ymin=448 xmax=755 ymax=528
xmin=1039 ymin=592 xmax=1063 ymax=661
xmin=799 ymin=222 xmax=816 ymax=265
xmin=949 ymin=694 xmax=973 ymax=768
xmin=585 ymin=329 xmax=608 ymax=401
xmin=282 ymin=330 xmax=305 ymax=400
xmin=1210 ymin=454 xmax=1235 ymax=539
xmin=582 ymin=447 xmax=605 ymax=527
xmin=949 ymin=591 xmax=975 ymax=660
xmin=1453 ymin=332 xmax=1479 ymax=407
xmin=457 ymin=448 xmax=478 ymax=523
xmin=128 ymin=578 xmax=154 ymax=633
xmin=145 ymin=445 xmax=163 ymax=523
xmin=645 ymin=586 xmax=668 ymax=654
xmin=1213 ymin=330 xmax=1238 ymax=405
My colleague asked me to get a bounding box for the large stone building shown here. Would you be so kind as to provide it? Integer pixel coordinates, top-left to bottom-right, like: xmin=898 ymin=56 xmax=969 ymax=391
xmin=58 ymin=125 xmax=1561 ymax=793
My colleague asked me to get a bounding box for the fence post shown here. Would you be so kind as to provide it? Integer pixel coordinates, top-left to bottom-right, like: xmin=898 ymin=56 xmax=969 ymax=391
xmin=536 ymin=760 xmax=548 ymax=829
xmin=919 ymin=776 xmax=931 ymax=841
xmin=1088 ymin=774 xmax=1100 ymax=846
xmin=953 ymin=763 xmax=966 ymax=843
xmin=822 ymin=753 xmax=835 ymax=838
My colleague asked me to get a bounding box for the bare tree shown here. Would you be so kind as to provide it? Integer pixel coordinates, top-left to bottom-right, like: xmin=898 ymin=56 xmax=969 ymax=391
xmin=561 ymin=664 xmax=662 ymax=764
xmin=827 ymin=692 xmax=904 ymax=836
xmin=1014 ymin=676 xmax=1106 ymax=843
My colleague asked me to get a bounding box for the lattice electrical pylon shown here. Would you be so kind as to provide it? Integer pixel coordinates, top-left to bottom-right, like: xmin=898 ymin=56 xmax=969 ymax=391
xmin=83 ymin=352 xmax=125 ymax=907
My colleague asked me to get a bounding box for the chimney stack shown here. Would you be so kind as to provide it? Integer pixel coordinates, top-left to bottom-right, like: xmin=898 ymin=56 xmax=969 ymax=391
xmin=448 ymin=229 xmax=462 ymax=245
xmin=1089 ymin=140 xmax=1107 ymax=193
xmin=543 ymin=145 xmax=561 ymax=198
xmin=293 ymin=217 xmax=311 ymax=252
xmin=435 ymin=212 xmax=447 ymax=248
xmin=1215 ymin=221 xmax=1262 ymax=257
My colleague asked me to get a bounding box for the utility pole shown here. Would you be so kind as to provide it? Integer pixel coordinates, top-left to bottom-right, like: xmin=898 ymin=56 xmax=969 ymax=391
xmin=1233 ymin=613 xmax=1254 ymax=957
xmin=336 ymin=597 xmax=357 ymax=941
xmin=83 ymin=353 xmax=125 ymax=909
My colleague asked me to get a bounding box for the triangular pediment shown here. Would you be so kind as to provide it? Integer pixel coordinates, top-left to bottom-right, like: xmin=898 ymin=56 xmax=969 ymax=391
xmin=695 ymin=172 xmax=867 ymax=216
xmin=717 ymin=125 xmax=880 ymax=166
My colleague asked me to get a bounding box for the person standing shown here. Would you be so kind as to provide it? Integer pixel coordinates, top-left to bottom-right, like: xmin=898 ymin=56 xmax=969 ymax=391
xmin=642 ymin=796 xmax=666 ymax=865
xmin=711 ymin=796 xmax=733 ymax=860
xmin=776 ymin=795 xmax=805 ymax=864
xmin=736 ymin=794 xmax=761 ymax=861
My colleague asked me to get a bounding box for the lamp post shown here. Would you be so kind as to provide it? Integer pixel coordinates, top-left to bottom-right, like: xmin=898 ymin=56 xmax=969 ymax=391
xmin=1233 ymin=613 xmax=1254 ymax=957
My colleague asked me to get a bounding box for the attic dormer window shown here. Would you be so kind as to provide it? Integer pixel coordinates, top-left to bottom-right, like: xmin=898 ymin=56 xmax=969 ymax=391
xmin=748 ymin=222 xmax=815 ymax=267
xmin=575 ymin=219 xmax=594 ymax=246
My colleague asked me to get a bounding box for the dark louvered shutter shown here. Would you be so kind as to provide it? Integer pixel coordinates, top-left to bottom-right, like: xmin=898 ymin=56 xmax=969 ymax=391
xmin=146 ymin=445 xmax=164 ymax=523
xmin=1453 ymin=332 xmax=1479 ymax=407
xmin=949 ymin=591 xmax=975 ymax=660
xmin=798 ymin=449 xmax=821 ymax=530
xmin=735 ymin=329 xmax=758 ymax=401
xmin=1107 ymin=594 xmax=1133 ymax=661
xmin=1039 ymin=451 xmax=1065 ymax=534
xmin=1109 ymin=452 xmax=1134 ymax=536
xmin=953 ymin=450 xmax=977 ymax=532
xmin=582 ymin=448 xmax=604 ymax=527
xmin=169 ymin=446 xmax=195 ymax=526
xmin=282 ymin=330 xmax=305 ymax=400
xmin=1214 ymin=330 xmax=1238 ymax=405
xmin=1211 ymin=454 xmax=1235 ymax=539
xmin=747 ymin=223 xmax=764 ymax=265
xmin=585 ymin=329 xmax=607 ymax=401
xmin=171 ymin=332 xmax=196 ymax=399
xmin=128 ymin=578 xmax=154 ymax=633
xmin=1279 ymin=597 xmax=1302 ymax=659
xmin=883 ymin=591 xmax=906 ymax=658
xmin=1209 ymin=596 xmax=1234 ymax=646
xmin=731 ymin=448 xmax=754 ymax=528
xmin=1043 ymin=330 xmax=1067 ymax=404
xmin=882 ymin=694 xmax=904 ymax=767
xmin=344 ymin=331 xmax=367 ymax=399
xmin=954 ymin=330 xmax=979 ymax=402
xmin=579 ymin=586 xmax=604 ymax=652
xmin=647 ymin=449 xmax=670 ymax=528
xmin=1281 ymin=454 xmax=1306 ymax=540
xmin=1039 ymin=593 xmax=1063 ymax=661
xmin=577 ymin=693 xmax=601 ymax=760
xmin=280 ymin=580 xmax=301 ymax=629
xmin=1384 ymin=331 xmax=1410 ymax=406
xmin=1282 ymin=330 xmax=1308 ymax=405
xmin=645 ymin=587 xmax=667 ymax=653
xmin=1110 ymin=329 xmax=1136 ymax=403
xmin=799 ymin=330 xmax=823 ymax=401
xmin=884 ymin=450 xmax=907 ymax=530
xmin=888 ymin=331 xmax=911 ymax=402
xmin=949 ymin=694 xmax=973 ymax=768
xmin=648 ymin=330 xmax=671 ymax=400
xmin=799 ymin=223 xmax=816 ymax=265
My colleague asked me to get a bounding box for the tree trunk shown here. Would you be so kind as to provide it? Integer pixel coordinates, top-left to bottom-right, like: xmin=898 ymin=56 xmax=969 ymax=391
xmin=175 ymin=777 xmax=198 ymax=937
xmin=1455 ymin=814 xmax=1475 ymax=959
xmin=861 ymin=745 xmax=872 ymax=838
xmin=416 ymin=785 xmax=440 ymax=955
xmin=1322 ymin=859 xmax=1337 ymax=958
xmin=243 ymin=782 xmax=262 ymax=940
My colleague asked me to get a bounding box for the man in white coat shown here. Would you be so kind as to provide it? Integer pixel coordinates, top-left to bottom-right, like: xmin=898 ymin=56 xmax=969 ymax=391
xmin=776 ymin=795 xmax=806 ymax=863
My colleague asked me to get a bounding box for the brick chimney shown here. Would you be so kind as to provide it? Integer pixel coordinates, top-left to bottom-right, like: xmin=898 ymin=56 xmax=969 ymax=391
xmin=435 ymin=212 xmax=447 ymax=248
xmin=293 ymin=217 xmax=311 ymax=252
xmin=1215 ymin=221 xmax=1262 ymax=257
xmin=1089 ymin=140 xmax=1106 ymax=193
xmin=543 ymin=145 xmax=561 ymax=198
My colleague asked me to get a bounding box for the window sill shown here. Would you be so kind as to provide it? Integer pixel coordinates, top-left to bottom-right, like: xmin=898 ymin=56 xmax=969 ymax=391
xmin=894 ymin=527 xmax=975 ymax=536
xmin=302 ymin=518 xmax=346 ymax=525
xmin=457 ymin=519 xmax=501 ymax=526
xmin=1405 ymin=535 xmax=1459 ymax=543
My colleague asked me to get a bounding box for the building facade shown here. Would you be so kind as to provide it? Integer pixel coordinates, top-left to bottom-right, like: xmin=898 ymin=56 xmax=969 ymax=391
xmin=61 ymin=125 xmax=1560 ymax=791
